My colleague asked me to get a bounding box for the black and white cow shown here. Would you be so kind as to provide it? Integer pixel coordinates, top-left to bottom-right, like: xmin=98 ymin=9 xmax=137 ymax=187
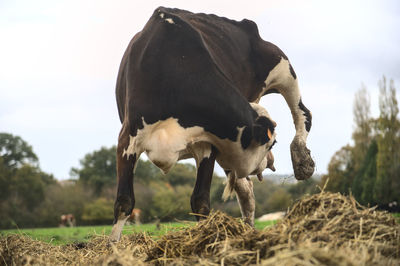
xmin=110 ymin=7 xmax=314 ymax=241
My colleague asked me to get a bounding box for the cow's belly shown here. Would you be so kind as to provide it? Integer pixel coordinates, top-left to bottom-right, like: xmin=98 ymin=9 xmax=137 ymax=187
xmin=131 ymin=118 xmax=208 ymax=173
xmin=180 ymin=139 xmax=268 ymax=178
xmin=124 ymin=117 xmax=267 ymax=177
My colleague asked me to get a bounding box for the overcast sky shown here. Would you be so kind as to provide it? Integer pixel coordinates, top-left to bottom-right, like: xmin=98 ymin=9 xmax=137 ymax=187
xmin=1 ymin=0 xmax=399 ymax=180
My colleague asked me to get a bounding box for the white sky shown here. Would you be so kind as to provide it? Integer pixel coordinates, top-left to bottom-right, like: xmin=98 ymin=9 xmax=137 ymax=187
xmin=1 ymin=0 xmax=399 ymax=179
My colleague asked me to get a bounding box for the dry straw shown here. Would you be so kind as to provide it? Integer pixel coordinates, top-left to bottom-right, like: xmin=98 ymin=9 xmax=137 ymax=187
xmin=1 ymin=191 xmax=399 ymax=265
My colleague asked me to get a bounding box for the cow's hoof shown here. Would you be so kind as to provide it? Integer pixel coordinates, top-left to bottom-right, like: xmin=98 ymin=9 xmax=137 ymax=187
xmin=290 ymin=137 xmax=315 ymax=180
xmin=109 ymin=214 xmax=130 ymax=243
xmin=109 ymin=226 xmax=122 ymax=243
xmin=109 ymin=234 xmax=120 ymax=243
xmin=243 ymin=216 xmax=255 ymax=227
xmin=191 ymin=206 xmax=210 ymax=221
xmin=114 ymin=195 xmax=133 ymax=218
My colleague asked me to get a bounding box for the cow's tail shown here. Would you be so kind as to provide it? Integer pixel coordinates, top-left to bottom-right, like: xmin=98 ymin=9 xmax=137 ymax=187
xmin=222 ymin=172 xmax=236 ymax=201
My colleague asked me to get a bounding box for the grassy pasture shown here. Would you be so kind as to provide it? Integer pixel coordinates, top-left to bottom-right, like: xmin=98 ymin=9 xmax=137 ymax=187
xmin=0 ymin=220 xmax=276 ymax=245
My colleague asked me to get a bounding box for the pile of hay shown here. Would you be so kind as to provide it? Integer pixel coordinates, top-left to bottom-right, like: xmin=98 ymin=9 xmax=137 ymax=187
xmin=0 ymin=233 xmax=151 ymax=265
xmin=1 ymin=191 xmax=399 ymax=265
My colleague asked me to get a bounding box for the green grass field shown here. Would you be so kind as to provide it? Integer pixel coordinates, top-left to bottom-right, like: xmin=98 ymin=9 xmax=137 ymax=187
xmin=1 ymin=220 xmax=276 ymax=245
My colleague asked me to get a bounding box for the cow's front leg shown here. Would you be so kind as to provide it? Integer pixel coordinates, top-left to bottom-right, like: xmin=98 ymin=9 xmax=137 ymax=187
xmin=234 ymin=177 xmax=255 ymax=226
xmin=190 ymin=146 xmax=218 ymax=220
xmin=222 ymin=172 xmax=255 ymax=226
xmin=110 ymin=131 xmax=136 ymax=242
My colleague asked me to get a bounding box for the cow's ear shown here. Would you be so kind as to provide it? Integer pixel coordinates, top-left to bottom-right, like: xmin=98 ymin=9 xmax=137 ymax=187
xmin=253 ymin=124 xmax=269 ymax=145
xmin=240 ymin=126 xmax=252 ymax=149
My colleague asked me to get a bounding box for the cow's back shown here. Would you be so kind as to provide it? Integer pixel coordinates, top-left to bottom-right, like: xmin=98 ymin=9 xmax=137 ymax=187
xmin=116 ymin=7 xmax=258 ymax=143
xmin=168 ymin=8 xmax=263 ymax=98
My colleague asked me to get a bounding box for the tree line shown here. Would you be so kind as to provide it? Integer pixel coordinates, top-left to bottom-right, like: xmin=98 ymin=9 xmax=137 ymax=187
xmin=0 ymin=133 xmax=318 ymax=229
xmin=1 ymin=76 xmax=397 ymax=229
xmin=321 ymin=77 xmax=400 ymax=208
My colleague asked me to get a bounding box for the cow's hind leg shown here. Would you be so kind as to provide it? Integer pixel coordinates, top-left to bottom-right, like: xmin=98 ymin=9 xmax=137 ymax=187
xmin=110 ymin=126 xmax=137 ymax=242
xmin=263 ymin=57 xmax=315 ymax=180
xmin=190 ymin=146 xmax=218 ymax=220
xmin=234 ymin=177 xmax=255 ymax=226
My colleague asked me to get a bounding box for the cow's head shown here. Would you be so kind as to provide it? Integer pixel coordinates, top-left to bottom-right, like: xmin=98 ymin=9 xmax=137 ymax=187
xmin=240 ymin=103 xmax=277 ymax=177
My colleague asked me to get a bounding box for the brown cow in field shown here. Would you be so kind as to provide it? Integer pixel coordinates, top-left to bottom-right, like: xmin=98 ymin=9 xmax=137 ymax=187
xmin=127 ymin=208 xmax=141 ymax=225
xmin=59 ymin=214 xmax=76 ymax=227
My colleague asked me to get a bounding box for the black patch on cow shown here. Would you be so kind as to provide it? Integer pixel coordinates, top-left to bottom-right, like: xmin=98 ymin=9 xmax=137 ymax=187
xmin=289 ymin=63 xmax=297 ymax=79
xmin=299 ymin=99 xmax=312 ymax=132
xmin=253 ymin=124 xmax=267 ymax=144
xmin=240 ymin=126 xmax=253 ymax=149
xmin=151 ymin=7 xmax=289 ymax=103
xmin=268 ymin=140 xmax=277 ymax=151
xmin=254 ymin=116 xmax=275 ymax=144
xmin=120 ymin=7 xmax=261 ymax=143
xmin=240 ymin=116 xmax=276 ymax=149
xmin=264 ymin=88 xmax=280 ymax=95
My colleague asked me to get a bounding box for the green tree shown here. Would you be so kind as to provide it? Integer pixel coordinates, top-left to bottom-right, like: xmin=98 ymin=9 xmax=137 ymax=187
xmin=82 ymin=197 xmax=114 ymax=224
xmin=135 ymin=159 xmax=161 ymax=184
xmin=351 ymin=85 xmax=372 ymax=199
xmin=160 ymin=163 xmax=196 ymax=187
xmin=0 ymin=165 xmax=51 ymax=228
xmin=71 ymin=146 xmax=117 ymax=195
xmin=10 ymin=165 xmax=46 ymax=209
xmin=323 ymin=77 xmax=400 ymax=207
xmin=287 ymin=178 xmax=318 ymax=200
xmin=265 ymin=188 xmax=292 ymax=212
xmin=321 ymin=145 xmax=354 ymax=194
xmin=137 ymin=160 xmax=197 ymax=186
xmin=352 ymin=85 xmax=372 ymax=152
xmin=71 ymin=146 xmax=170 ymax=195
xmin=36 ymin=182 xmax=92 ymax=227
xmin=210 ymin=176 xmax=227 ymax=205
xmin=0 ymin=132 xmax=38 ymax=170
xmin=0 ymin=156 xmax=11 ymax=201
xmin=0 ymin=133 xmax=55 ymax=229
xmin=374 ymin=77 xmax=400 ymax=204
xmin=150 ymin=182 xmax=193 ymax=221
xmin=360 ymin=139 xmax=378 ymax=205
xmin=134 ymin=182 xmax=156 ymax=223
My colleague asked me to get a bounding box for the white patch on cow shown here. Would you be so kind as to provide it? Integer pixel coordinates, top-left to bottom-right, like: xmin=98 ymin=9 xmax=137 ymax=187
xmin=165 ymin=18 xmax=174 ymax=24
xmin=123 ymin=135 xmax=135 ymax=159
xmin=159 ymin=13 xmax=164 ymax=18
xmin=250 ymin=102 xmax=270 ymax=117
xmin=124 ymin=104 xmax=276 ymax=179
xmin=125 ymin=118 xmax=207 ymax=174
xmin=186 ymin=142 xmax=212 ymax=168
xmin=258 ymin=57 xmax=308 ymax=143
xmin=219 ymin=112 xmax=272 ymax=177
xmin=109 ymin=215 xmax=129 ymax=242
xmin=258 ymin=58 xmax=299 ymax=102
